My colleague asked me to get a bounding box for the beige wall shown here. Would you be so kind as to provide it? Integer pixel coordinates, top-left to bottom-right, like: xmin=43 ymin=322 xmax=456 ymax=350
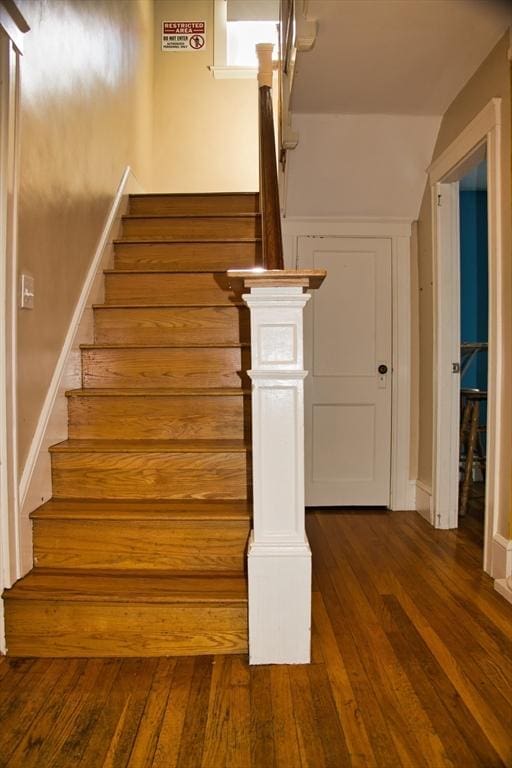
xmin=16 ymin=0 xmax=154 ymax=471
xmin=151 ymin=0 xmax=258 ymax=192
xmin=416 ymin=33 xmax=512 ymax=536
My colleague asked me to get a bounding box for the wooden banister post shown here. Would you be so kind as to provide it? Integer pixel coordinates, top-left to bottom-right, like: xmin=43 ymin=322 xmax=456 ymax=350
xmin=256 ymin=43 xmax=273 ymax=87
xmin=229 ymin=269 xmax=325 ymax=664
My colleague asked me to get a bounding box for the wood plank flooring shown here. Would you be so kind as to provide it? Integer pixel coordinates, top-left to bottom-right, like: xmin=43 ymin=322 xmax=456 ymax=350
xmin=1 ymin=508 xmax=511 ymax=767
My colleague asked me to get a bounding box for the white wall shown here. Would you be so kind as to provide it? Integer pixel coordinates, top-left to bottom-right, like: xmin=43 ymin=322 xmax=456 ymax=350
xmin=284 ymin=113 xmax=441 ymax=219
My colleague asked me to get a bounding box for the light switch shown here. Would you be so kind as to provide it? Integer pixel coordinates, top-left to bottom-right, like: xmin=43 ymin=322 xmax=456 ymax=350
xmin=20 ymin=273 xmax=34 ymax=309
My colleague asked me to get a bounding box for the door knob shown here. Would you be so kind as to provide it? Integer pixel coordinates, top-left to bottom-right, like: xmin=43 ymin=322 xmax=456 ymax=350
xmin=378 ymin=364 xmax=388 ymax=375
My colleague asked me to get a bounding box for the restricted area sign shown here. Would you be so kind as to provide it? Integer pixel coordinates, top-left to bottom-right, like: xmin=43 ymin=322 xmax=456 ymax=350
xmin=162 ymin=21 xmax=206 ymax=52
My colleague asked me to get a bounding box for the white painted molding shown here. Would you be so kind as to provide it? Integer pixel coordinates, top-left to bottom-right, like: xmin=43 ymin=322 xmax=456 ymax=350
xmin=0 ymin=32 xmax=22 ymax=653
xmin=428 ymin=99 xmax=501 ymax=182
xmin=416 ymin=480 xmax=434 ymax=525
xmin=17 ymin=166 xmax=143 ymax=574
xmin=431 ymin=182 xmax=461 ymax=532
xmin=295 ymin=0 xmax=317 ymax=51
xmin=408 ymin=479 xmax=418 ymax=510
xmin=209 ymin=66 xmax=257 ymax=79
xmin=248 ymin=534 xmax=312 ymax=665
xmin=493 ymin=528 xmax=512 ymax=604
xmin=243 ymin=283 xmax=313 ymax=664
xmin=494 ymin=578 xmax=512 ymax=605
xmin=492 ymin=533 xmax=512 ymax=580
xmin=390 ymin=236 xmax=414 ymax=510
xmin=429 ymin=98 xmax=503 ymax=573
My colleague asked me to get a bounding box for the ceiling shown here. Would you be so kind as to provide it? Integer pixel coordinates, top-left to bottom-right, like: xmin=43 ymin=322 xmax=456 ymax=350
xmin=291 ymin=0 xmax=512 ymax=115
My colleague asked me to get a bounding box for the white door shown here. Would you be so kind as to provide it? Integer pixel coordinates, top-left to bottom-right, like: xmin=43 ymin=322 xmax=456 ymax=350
xmin=298 ymin=236 xmax=392 ymax=506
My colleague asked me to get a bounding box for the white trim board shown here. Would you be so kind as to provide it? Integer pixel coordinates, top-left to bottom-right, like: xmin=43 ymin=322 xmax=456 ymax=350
xmin=282 ymin=217 xmax=415 ymax=511
xmin=415 ymin=480 xmax=434 ymax=525
xmin=494 ymin=579 xmax=512 ymax=606
xmin=17 ymin=166 xmax=143 ymax=575
xmin=0 ymin=31 xmax=22 ymax=655
xmin=493 ymin=534 xmax=512 ymax=605
xmin=428 ymin=98 xmax=503 ymax=576
xmin=492 ymin=533 xmax=512 ymax=580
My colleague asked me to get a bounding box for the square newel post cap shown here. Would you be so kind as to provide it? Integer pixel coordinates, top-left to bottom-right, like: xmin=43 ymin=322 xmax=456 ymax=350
xmin=227 ymin=269 xmax=326 ymax=291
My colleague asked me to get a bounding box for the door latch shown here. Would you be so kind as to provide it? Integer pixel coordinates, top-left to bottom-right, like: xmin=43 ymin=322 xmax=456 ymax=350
xmin=452 ymin=362 xmax=460 ymax=373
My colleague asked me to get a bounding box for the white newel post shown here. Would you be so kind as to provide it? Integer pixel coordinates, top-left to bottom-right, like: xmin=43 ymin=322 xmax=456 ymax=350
xmin=229 ymin=271 xmax=325 ymax=664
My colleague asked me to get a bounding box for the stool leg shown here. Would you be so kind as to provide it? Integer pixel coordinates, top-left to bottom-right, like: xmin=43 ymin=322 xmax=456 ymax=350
xmin=460 ymin=401 xmax=479 ymax=516
xmin=460 ymin=399 xmax=472 ymax=460
xmin=477 ymin=428 xmax=486 ymax=482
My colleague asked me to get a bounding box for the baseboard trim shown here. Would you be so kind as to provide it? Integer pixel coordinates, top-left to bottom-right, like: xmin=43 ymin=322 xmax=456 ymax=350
xmin=17 ymin=166 xmax=142 ymax=573
xmin=415 ymin=480 xmax=433 ymax=524
xmin=494 ymin=577 xmax=512 ymax=605
xmin=491 ymin=533 xmax=512 ymax=580
xmin=407 ymin=479 xmax=417 ymax=511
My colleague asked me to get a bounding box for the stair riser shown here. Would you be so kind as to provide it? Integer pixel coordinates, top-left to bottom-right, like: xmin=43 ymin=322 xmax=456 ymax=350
xmin=68 ymin=395 xmax=250 ymax=440
xmin=129 ymin=193 xmax=259 ymax=216
xmin=81 ymin=347 xmax=250 ymax=389
xmin=94 ymin=306 xmax=250 ymax=345
xmin=114 ymin=241 xmax=260 ymax=271
xmin=51 ymin=451 xmax=250 ymax=499
xmin=5 ymin=602 xmax=248 ymax=656
xmin=33 ymin=520 xmax=250 ymax=572
xmin=104 ymin=272 xmax=237 ymax=306
xmin=121 ymin=217 xmax=260 ymax=240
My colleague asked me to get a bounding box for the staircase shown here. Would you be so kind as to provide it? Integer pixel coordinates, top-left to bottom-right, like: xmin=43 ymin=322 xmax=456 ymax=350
xmin=4 ymin=193 xmax=261 ymax=657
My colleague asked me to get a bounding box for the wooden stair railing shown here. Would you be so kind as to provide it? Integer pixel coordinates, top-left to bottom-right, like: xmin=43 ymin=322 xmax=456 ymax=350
xmin=256 ymin=43 xmax=283 ymax=270
xmin=225 ymin=44 xmax=326 ymax=665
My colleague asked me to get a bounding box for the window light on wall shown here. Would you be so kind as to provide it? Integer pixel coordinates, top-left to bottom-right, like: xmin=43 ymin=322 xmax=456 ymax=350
xmin=227 ymin=21 xmax=278 ymax=67
xmin=212 ymin=0 xmax=279 ymax=78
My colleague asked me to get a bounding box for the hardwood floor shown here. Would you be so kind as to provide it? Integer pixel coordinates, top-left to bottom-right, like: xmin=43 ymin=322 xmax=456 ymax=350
xmin=1 ymin=508 xmax=511 ymax=767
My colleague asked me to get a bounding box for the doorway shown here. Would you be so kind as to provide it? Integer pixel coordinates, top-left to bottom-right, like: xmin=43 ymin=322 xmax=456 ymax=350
xmin=429 ymin=98 xmax=502 ymax=574
xmin=458 ymin=160 xmax=488 ymax=545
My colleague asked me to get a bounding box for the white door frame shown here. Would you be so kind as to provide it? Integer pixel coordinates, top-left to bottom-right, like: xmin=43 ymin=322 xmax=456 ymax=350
xmin=0 ymin=3 xmax=27 ymax=652
xmin=282 ymin=218 xmax=414 ymax=511
xmin=429 ymin=98 xmax=502 ymax=573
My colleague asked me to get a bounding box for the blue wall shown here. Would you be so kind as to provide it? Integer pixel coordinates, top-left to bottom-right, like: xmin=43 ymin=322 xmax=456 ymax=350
xmin=459 ymin=188 xmax=488 ymax=390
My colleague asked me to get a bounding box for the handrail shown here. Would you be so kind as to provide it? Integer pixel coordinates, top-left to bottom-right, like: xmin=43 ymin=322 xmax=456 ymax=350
xmin=256 ymin=43 xmax=284 ymax=271
xmin=281 ymin=0 xmax=294 ymax=77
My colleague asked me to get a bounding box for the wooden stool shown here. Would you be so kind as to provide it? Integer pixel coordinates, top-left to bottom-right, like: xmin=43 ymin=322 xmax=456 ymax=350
xmin=459 ymin=388 xmax=487 ymax=516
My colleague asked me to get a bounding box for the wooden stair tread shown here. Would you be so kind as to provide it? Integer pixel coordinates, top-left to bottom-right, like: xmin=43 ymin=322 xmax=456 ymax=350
xmin=122 ymin=213 xmax=260 ymax=220
xmin=104 ymin=269 xmax=234 ymax=274
xmin=49 ymin=438 xmax=250 ymax=453
xmin=80 ymin=342 xmax=250 ymax=349
xmin=129 ymin=192 xmax=258 ymax=198
xmin=108 ymin=269 xmax=247 ymax=274
xmin=4 ymin=569 xmax=248 ymax=604
xmin=113 ymin=235 xmax=261 ymax=245
xmin=93 ymin=302 xmax=246 ymax=308
xmin=66 ymin=387 xmax=251 ymax=398
xmin=30 ymin=498 xmax=252 ymax=521
xmin=113 ymin=238 xmax=261 ymax=244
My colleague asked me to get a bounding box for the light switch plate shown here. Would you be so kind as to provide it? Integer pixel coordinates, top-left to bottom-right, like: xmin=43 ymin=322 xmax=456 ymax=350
xmin=20 ymin=273 xmax=34 ymax=309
